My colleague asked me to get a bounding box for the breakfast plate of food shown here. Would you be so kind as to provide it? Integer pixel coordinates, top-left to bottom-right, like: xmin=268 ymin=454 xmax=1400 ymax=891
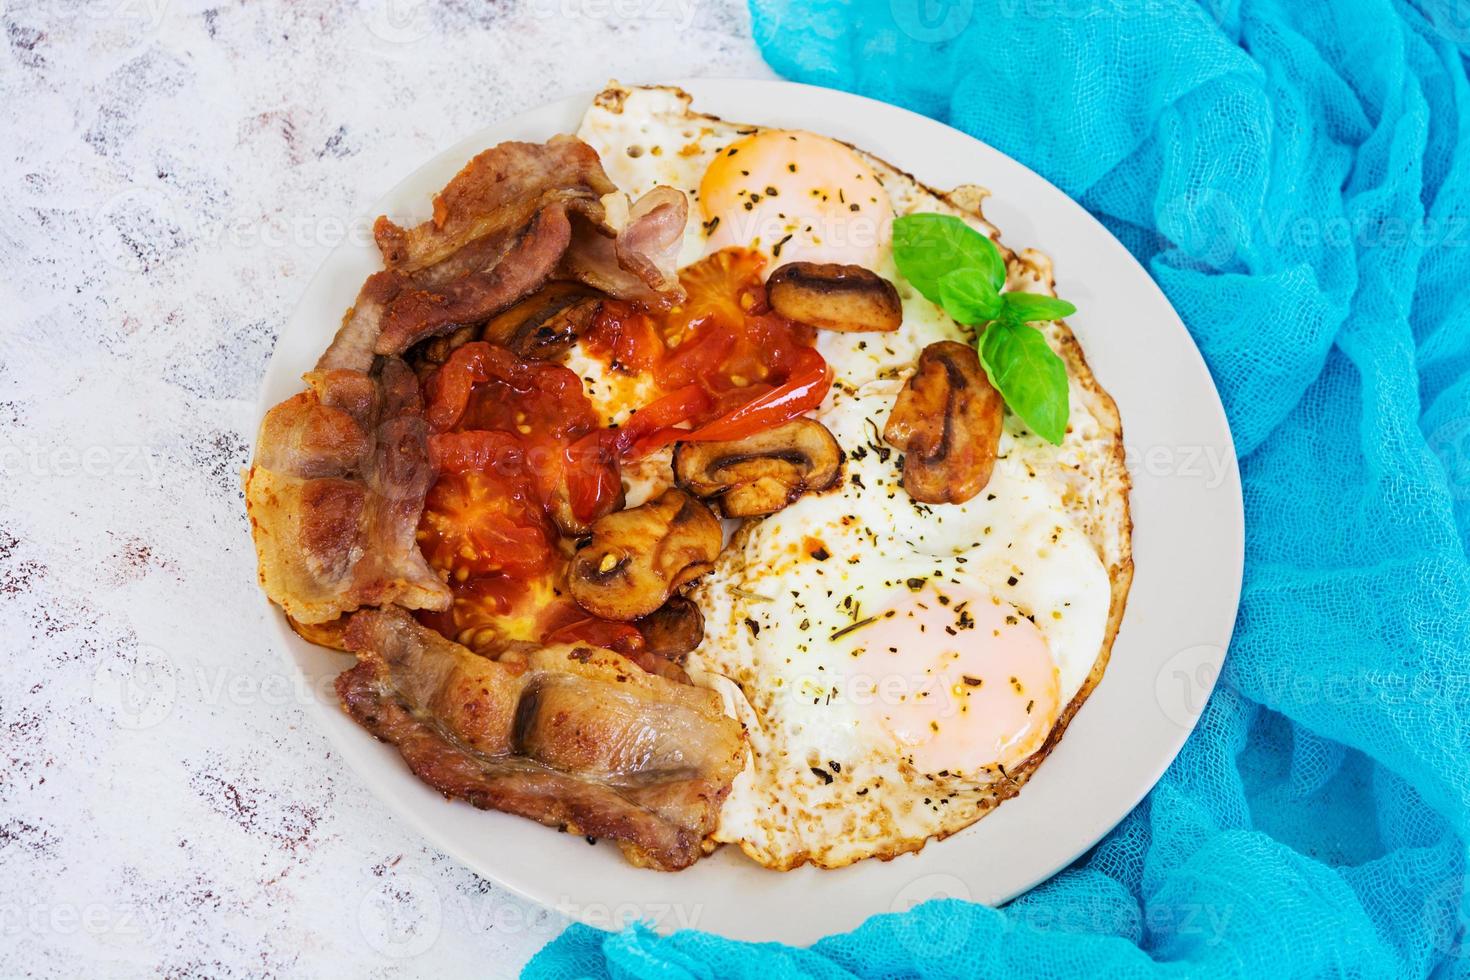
xmin=246 ymin=79 xmax=1243 ymax=943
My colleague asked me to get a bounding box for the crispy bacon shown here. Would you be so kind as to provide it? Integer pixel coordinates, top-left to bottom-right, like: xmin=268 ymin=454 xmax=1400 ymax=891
xmin=245 ymin=359 xmax=451 ymax=624
xmin=372 ymin=204 xmax=574 ymax=358
xmin=317 ymin=272 xmax=401 ymax=373
xmin=562 ymin=186 xmax=688 ymax=305
xmin=258 ymin=135 xmax=739 ymax=869
xmin=317 ymin=139 xmax=686 ymax=371
xmin=319 ymin=207 xmax=577 ymax=372
xmin=374 ymin=135 xmax=615 ymax=274
xmin=337 ymin=607 xmax=743 ymax=870
xmin=319 ymin=137 xmax=621 ymax=372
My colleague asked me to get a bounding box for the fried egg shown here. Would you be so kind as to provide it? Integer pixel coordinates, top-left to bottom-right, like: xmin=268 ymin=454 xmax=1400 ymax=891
xmin=576 ymin=83 xmax=1132 ymax=869
xmin=699 ymin=129 xmax=893 ymax=271
xmin=684 ymin=386 xmax=1113 ymax=868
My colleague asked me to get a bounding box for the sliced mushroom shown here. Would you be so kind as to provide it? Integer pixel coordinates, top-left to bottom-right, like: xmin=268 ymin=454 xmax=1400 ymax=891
xmin=635 ymin=596 xmax=706 ymax=660
xmin=766 ymin=262 xmax=902 ymax=332
xmin=673 ymin=419 xmax=842 ymax=517
xmin=883 ymin=340 xmax=1003 ymax=504
xmin=568 ymin=489 xmax=723 ymax=621
xmin=414 ymin=322 xmax=479 ymax=374
xmin=481 ymin=281 xmax=602 ymax=360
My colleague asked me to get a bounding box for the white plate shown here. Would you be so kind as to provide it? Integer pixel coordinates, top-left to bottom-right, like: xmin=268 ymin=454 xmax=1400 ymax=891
xmin=255 ymin=79 xmax=1243 ymax=945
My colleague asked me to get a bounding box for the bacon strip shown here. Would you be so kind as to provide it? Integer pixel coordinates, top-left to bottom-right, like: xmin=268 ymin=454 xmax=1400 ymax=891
xmin=317 ymin=141 xmax=686 ymax=371
xmin=245 ymin=359 xmax=451 ymax=624
xmin=337 ymin=607 xmax=743 ymax=870
xmin=372 ymin=204 xmax=574 ymax=358
xmin=562 ymin=186 xmax=689 ymax=305
xmin=616 ymin=186 xmax=688 ymax=296
xmin=261 ymin=135 xmax=736 ymax=870
xmin=374 ymin=135 xmax=615 ymax=274
xmin=317 ymin=272 xmax=400 ymax=373
xmin=317 ymin=137 xmax=621 ymax=372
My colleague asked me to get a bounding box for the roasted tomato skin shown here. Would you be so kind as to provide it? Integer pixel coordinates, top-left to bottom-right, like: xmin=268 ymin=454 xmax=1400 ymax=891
xmin=415 ymin=340 xmax=628 ymax=651
xmin=421 ymin=341 xmax=623 ymax=527
xmin=425 ymin=341 xmax=597 ymax=439
xmin=413 ymin=258 xmax=831 ymax=660
xmin=562 ymin=432 xmax=623 ymax=524
xmin=416 ymin=470 xmax=554 ymax=581
xmin=415 ymin=574 xmax=553 ymax=654
xmin=428 ymin=429 xmax=524 ymax=476
xmin=678 ymin=346 xmax=832 ymax=444
xmin=585 ymin=250 xmax=832 ymax=458
xmin=585 ymin=249 xmax=818 ymax=408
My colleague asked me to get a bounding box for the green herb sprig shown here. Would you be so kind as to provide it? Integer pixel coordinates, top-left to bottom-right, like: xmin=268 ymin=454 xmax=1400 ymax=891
xmin=892 ymin=213 xmax=1074 ymax=445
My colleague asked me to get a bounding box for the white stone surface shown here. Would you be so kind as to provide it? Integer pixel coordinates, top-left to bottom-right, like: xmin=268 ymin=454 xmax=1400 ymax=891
xmin=1 ymin=2 xmax=772 ymax=975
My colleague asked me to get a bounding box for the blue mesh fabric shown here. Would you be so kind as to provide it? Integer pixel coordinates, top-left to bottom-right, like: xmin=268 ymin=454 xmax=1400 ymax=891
xmin=526 ymin=1 xmax=1470 ymax=975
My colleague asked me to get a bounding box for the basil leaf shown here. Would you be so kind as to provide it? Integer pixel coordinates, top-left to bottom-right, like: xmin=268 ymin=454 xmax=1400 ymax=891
xmin=979 ymin=319 xmax=1070 ymax=445
xmin=1002 ymin=292 xmax=1077 ymax=323
xmin=891 ymin=213 xmax=1076 ymax=445
xmin=892 ymin=213 xmax=1006 ymax=299
xmin=937 ymin=268 xmax=1003 ymax=324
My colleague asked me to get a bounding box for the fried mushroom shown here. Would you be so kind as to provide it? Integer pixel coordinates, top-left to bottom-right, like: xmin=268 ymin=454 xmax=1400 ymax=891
xmin=568 ymin=489 xmax=722 ymax=621
xmin=413 ymin=323 xmax=479 ymax=375
xmin=635 ymin=596 xmax=706 ymax=660
xmin=883 ymin=340 xmax=1003 ymax=504
xmin=673 ymin=418 xmax=842 ymax=517
xmin=766 ymin=262 xmax=902 ymax=332
xmin=481 ymin=281 xmax=602 ymax=360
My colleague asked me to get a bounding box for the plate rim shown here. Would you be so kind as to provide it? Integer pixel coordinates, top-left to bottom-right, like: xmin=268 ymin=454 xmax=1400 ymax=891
xmin=251 ymin=77 xmax=1244 ymax=945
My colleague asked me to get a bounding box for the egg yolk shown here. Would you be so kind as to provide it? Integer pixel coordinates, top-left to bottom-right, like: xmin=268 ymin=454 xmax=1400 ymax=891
xmin=847 ymin=586 xmax=1061 ymax=776
xmin=699 ymin=129 xmax=894 ymax=272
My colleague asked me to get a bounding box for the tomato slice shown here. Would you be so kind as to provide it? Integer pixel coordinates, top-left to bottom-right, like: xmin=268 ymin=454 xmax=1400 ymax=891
xmin=612 ymin=384 xmax=712 ymax=457
xmin=583 ymin=303 xmax=665 ymax=375
xmin=428 ymin=429 xmax=524 ymax=475
xmin=424 ymin=342 xmax=517 ymax=432
xmin=425 ymin=341 xmax=595 ymax=439
xmin=594 ymin=251 xmax=833 ymax=457
xmin=654 ymin=249 xmax=814 ymax=396
xmin=417 ymin=470 xmax=554 ymax=580
xmin=559 ymin=431 xmax=623 ymax=524
xmin=655 ymin=324 xmax=736 ymax=392
xmin=422 ymin=340 xmax=625 ymax=527
xmin=681 ymin=346 xmax=832 ymax=443
xmin=622 ymin=346 xmax=832 ymax=456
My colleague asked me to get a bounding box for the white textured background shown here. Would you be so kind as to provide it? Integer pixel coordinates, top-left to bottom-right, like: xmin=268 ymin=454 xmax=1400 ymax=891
xmin=1 ymin=1 xmax=773 ymax=975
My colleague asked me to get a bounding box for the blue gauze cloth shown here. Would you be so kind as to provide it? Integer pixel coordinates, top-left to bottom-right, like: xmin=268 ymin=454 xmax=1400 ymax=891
xmin=527 ymin=1 xmax=1470 ymax=975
